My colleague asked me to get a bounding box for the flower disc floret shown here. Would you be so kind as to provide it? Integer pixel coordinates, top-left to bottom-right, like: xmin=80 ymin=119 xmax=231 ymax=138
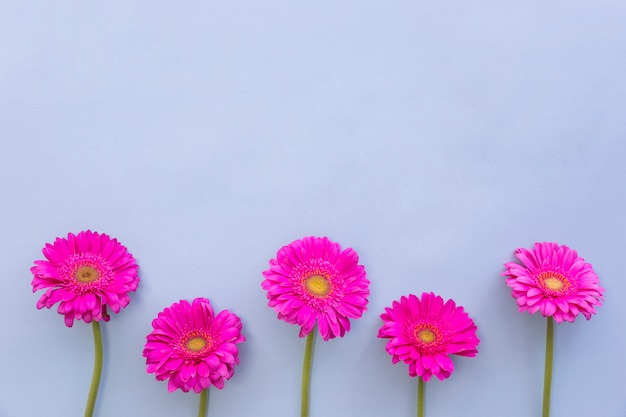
xmin=143 ymin=298 xmax=245 ymax=393
xmin=502 ymin=242 xmax=604 ymax=323
xmin=378 ymin=292 xmax=479 ymax=381
xmin=261 ymin=236 xmax=370 ymax=341
xmin=31 ymin=230 xmax=139 ymax=327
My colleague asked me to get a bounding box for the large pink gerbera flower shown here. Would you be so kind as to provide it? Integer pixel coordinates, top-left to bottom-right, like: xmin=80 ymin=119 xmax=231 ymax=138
xmin=143 ymin=298 xmax=245 ymax=393
xmin=31 ymin=230 xmax=139 ymax=327
xmin=378 ymin=292 xmax=479 ymax=381
xmin=261 ymin=236 xmax=370 ymax=341
xmin=502 ymin=242 xmax=604 ymax=323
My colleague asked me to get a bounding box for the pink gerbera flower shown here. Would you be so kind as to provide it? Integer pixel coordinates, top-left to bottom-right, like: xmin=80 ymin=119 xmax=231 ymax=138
xmin=261 ymin=236 xmax=370 ymax=341
xmin=502 ymin=242 xmax=604 ymax=323
xmin=378 ymin=292 xmax=479 ymax=381
xmin=143 ymin=298 xmax=245 ymax=393
xmin=31 ymin=230 xmax=139 ymax=327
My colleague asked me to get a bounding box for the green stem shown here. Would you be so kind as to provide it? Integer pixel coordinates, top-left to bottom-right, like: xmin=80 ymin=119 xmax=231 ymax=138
xmin=84 ymin=321 xmax=103 ymax=417
xmin=417 ymin=377 xmax=425 ymax=417
xmin=198 ymin=388 xmax=209 ymax=417
xmin=301 ymin=326 xmax=316 ymax=417
xmin=542 ymin=317 xmax=554 ymax=417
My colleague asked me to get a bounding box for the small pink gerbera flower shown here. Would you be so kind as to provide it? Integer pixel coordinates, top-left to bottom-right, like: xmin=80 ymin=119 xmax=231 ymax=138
xmin=261 ymin=236 xmax=370 ymax=341
xmin=143 ymin=298 xmax=245 ymax=393
xmin=378 ymin=292 xmax=479 ymax=381
xmin=502 ymin=242 xmax=604 ymax=323
xmin=31 ymin=230 xmax=139 ymax=327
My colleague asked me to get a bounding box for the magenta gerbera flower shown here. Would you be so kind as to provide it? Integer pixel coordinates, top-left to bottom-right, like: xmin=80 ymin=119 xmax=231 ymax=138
xmin=502 ymin=242 xmax=604 ymax=323
xmin=378 ymin=292 xmax=479 ymax=382
xmin=261 ymin=236 xmax=370 ymax=341
xmin=31 ymin=230 xmax=140 ymax=327
xmin=143 ymin=298 xmax=245 ymax=393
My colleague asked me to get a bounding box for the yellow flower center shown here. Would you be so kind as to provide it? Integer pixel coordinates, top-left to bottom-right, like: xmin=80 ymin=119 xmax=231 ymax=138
xmin=544 ymin=276 xmax=564 ymax=291
xmin=75 ymin=266 xmax=100 ymax=283
xmin=305 ymin=274 xmax=330 ymax=297
xmin=417 ymin=329 xmax=436 ymax=343
xmin=538 ymin=271 xmax=570 ymax=293
xmin=186 ymin=337 xmax=208 ymax=352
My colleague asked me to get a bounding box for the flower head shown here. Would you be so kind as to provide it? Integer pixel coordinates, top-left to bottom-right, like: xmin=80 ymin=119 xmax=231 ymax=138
xmin=378 ymin=292 xmax=479 ymax=381
xmin=31 ymin=230 xmax=139 ymax=327
xmin=502 ymin=242 xmax=604 ymax=323
xmin=143 ymin=298 xmax=245 ymax=393
xmin=261 ymin=236 xmax=370 ymax=341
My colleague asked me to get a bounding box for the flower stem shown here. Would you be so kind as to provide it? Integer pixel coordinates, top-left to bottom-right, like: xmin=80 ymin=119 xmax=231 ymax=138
xmin=301 ymin=326 xmax=316 ymax=417
xmin=542 ymin=317 xmax=554 ymax=417
xmin=84 ymin=321 xmax=103 ymax=417
xmin=198 ymin=389 xmax=209 ymax=417
xmin=417 ymin=377 xmax=425 ymax=417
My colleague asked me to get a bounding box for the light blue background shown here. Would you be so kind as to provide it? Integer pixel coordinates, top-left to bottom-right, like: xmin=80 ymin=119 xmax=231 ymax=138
xmin=1 ymin=2 xmax=625 ymax=416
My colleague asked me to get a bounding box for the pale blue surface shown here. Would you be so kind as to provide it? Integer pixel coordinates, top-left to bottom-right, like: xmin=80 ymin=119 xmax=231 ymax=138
xmin=1 ymin=2 xmax=625 ymax=416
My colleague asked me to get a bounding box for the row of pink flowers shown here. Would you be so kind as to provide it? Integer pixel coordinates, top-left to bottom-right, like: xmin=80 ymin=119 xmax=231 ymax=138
xmin=30 ymin=232 xmax=604 ymax=393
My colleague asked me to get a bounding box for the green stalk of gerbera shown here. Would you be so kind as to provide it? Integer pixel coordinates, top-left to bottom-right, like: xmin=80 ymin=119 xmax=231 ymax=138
xmin=84 ymin=321 xmax=104 ymax=417
xmin=197 ymin=389 xmax=209 ymax=417
xmin=301 ymin=325 xmax=316 ymax=417
xmin=542 ymin=317 xmax=554 ymax=417
xmin=417 ymin=377 xmax=425 ymax=417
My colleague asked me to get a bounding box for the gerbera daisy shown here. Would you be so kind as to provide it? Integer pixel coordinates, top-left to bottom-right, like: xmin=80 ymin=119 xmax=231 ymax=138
xmin=502 ymin=242 xmax=604 ymax=417
xmin=143 ymin=298 xmax=245 ymax=394
xmin=261 ymin=236 xmax=370 ymax=341
xmin=502 ymin=242 xmax=604 ymax=323
xmin=31 ymin=230 xmax=140 ymax=327
xmin=378 ymin=292 xmax=479 ymax=382
xmin=262 ymin=236 xmax=369 ymax=417
xmin=31 ymin=230 xmax=139 ymax=417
